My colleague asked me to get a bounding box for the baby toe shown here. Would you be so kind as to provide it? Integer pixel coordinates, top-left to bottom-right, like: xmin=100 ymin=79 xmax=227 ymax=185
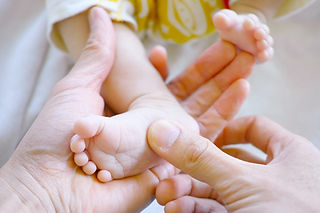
xmin=261 ymin=24 xmax=270 ymax=34
xmin=213 ymin=9 xmax=238 ymax=30
xmin=213 ymin=13 xmax=232 ymax=30
xmin=82 ymin=161 xmax=97 ymax=175
xmin=220 ymin=9 xmax=238 ymax=17
xmin=74 ymin=152 xmax=89 ymax=166
xmin=257 ymin=48 xmax=274 ymax=62
xmin=267 ymin=47 xmax=274 ymax=58
xmin=254 ymin=28 xmax=267 ymax=40
xmin=97 ymin=170 xmax=112 ymax=183
xmin=74 ymin=115 xmax=105 ymax=138
xmin=266 ymin=35 xmax=274 ymax=46
xmin=257 ymin=40 xmax=269 ymax=51
xmin=70 ymin=135 xmax=86 ymax=153
xmin=243 ymin=17 xmax=256 ymax=31
xmin=247 ymin=14 xmax=260 ymax=25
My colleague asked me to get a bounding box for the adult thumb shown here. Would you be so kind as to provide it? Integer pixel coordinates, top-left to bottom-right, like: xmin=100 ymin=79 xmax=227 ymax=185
xmin=147 ymin=120 xmax=248 ymax=189
xmin=64 ymin=7 xmax=115 ymax=92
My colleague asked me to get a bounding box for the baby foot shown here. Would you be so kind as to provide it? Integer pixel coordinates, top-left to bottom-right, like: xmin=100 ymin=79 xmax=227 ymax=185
xmin=213 ymin=9 xmax=273 ymax=62
xmin=70 ymin=104 xmax=198 ymax=182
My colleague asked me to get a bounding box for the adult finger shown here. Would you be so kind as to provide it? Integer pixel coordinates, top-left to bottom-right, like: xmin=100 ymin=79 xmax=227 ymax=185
xmin=90 ymin=166 xmax=176 ymax=212
xmin=156 ymin=174 xmax=217 ymax=205
xmin=221 ymin=147 xmax=266 ymax=164
xmin=181 ymin=52 xmax=253 ymax=117
xmin=213 ymin=52 xmax=254 ymax=91
xmin=168 ymin=41 xmax=236 ymax=100
xmin=149 ymin=45 xmax=168 ymax=80
xmin=165 ymin=196 xmax=227 ymax=213
xmin=197 ymin=79 xmax=249 ymax=141
xmin=147 ymin=120 xmax=249 ymax=189
xmin=215 ymin=116 xmax=297 ymax=160
xmin=57 ymin=7 xmax=115 ymax=93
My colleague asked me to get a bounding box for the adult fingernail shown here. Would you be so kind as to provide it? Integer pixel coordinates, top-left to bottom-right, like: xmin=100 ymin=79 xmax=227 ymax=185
xmin=148 ymin=120 xmax=181 ymax=149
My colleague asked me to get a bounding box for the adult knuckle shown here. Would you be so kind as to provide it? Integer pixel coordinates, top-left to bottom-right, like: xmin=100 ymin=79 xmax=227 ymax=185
xmin=83 ymin=39 xmax=113 ymax=66
xmin=254 ymin=115 xmax=268 ymax=123
xmin=85 ymin=38 xmax=101 ymax=52
xmin=184 ymin=139 xmax=210 ymax=166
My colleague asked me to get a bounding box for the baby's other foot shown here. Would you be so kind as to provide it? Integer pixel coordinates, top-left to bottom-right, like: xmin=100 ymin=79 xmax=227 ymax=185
xmin=213 ymin=9 xmax=273 ymax=62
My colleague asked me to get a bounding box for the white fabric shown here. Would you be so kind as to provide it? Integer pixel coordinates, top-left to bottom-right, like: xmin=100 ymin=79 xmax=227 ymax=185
xmin=46 ymin=0 xmax=136 ymax=51
xmin=46 ymin=0 xmax=315 ymax=51
xmin=0 ymin=0 xmax=71 ymax=166
xmin=0 ymin=0 xmax=319 ymax=212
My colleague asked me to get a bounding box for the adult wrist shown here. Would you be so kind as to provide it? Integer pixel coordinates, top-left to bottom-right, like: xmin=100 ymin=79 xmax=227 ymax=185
xmin=0 ymin=162 xmax=57 ymax=212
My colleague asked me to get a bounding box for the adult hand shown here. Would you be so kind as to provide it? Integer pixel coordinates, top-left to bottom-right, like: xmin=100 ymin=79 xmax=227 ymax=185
xmin=148 ymin=116 xmax=320 ymax=212
xmin=0 ymin=7 xmax=175 ymax=212
xmin=0 ymin=8 xmax=254 ymax=213
xmin=149 ymin=41 xmax=254 ymax=141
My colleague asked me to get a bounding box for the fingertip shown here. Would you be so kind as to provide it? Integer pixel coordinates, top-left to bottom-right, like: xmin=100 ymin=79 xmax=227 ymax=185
xmin=71 ymin=7 xmax=114 ymax=92
xmin=237 ymin=79 xmax=251 ymax=100
xmin=89 ymin=7 xmax=110 ymax=30
xmin=89 ymin=7 xmax=100 ymax=24
xmin=152 ymin=45 xmax=167 ymax=56
xmin=156 ymin=180 xmax=172 ymax=205
xmin=236 ymin=78 xmax=250 ymax=92
xmin=213 ymin=78 xmax=250 ymax=122
xmin=164 ymin=197 xmax=194 ymax=213
xmin=149 ymin=45 xmax=169 ymax=80
xmin=164 ymin=201 xmax=179 ymax=213
xmin=156 ymin=175 xmax=191 ymax=206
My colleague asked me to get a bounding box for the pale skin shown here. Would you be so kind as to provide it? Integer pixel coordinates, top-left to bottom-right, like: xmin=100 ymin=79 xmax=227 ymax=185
xmin=58 ymin=0 xmax=279 ymax=182
xmin=213 ymin=0 xmax=285 ymax=62
xmin=0 ymin=7 xmax=253 ymax=212
xmin=148 ymin=116 xmax=320 ymax=213
xmin=62 ymin=12 xmax=200 ymax=182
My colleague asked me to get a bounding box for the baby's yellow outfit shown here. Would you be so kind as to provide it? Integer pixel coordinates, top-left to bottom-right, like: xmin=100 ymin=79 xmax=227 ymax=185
xmin=46 ymin=0 xmax=315 ymax=50
xmin=103 ymin=0 xmax=226 ymax=44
